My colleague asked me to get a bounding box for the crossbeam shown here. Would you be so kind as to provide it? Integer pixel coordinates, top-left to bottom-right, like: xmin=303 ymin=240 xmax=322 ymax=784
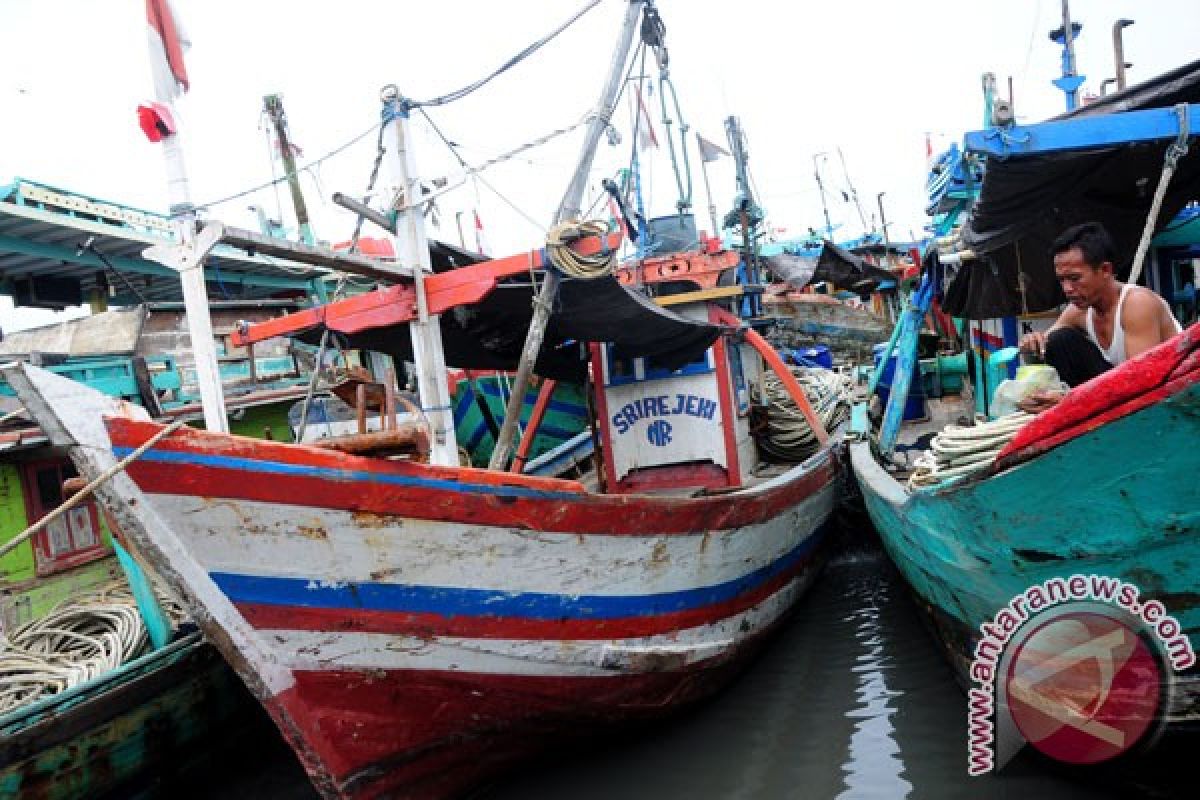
xmin=232 ymin=232 xmax=623 ymax=346
xmin=964 ymin=103 xmax=1200 ymax=158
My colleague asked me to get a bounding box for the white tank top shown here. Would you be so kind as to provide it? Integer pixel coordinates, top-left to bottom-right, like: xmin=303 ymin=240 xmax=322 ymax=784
xmin=1085 ymin=283 xmax=1182 ymax=364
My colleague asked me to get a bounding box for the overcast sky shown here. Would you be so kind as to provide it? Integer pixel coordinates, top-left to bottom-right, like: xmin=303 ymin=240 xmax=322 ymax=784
xmin=2 ymin=0 xmax=1198 ymax=331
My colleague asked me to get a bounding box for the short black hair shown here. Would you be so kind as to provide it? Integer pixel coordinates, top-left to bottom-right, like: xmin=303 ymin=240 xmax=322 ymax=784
xmin=1051 ymin=221 xmax=1116 ymax=268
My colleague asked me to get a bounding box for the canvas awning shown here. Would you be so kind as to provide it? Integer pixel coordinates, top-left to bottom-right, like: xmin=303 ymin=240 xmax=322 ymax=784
xmin=946 ymin=59 xmax=1200 ymax=318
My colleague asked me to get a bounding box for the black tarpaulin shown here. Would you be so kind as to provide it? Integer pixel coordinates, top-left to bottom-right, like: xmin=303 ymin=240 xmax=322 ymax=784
xmin=764 ymin=241 xmax=895 ymax=294
xmin=948 ymin=58 xmax=1200 ymax=319
xmin=303 ymin=274 xmax=722 ymax=382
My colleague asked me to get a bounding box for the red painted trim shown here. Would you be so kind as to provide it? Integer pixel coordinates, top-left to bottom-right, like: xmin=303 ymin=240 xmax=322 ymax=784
xmin=589 ymin=344 xmax=621 ymax=491
xmin=233 ymin=232 xmax=623 ymax=346
xmin=235 ymin=552 xmax=820 ymax=641
xmin=712 ymin=308 xmax=830 ymax=447
xmin=106 ymin=417 xmax=835 ymax=536
xmin=995 ymin=323 xmax=1199 ymax=468
xmin=511 ymin=378 xmax=556 ymax=473
xmin=614 ymin=249 xmax=740 ymax=290
xmin=710 ymin=330 xmax=742 ymax=487
xmin=615 ymin=462 xmax=728 ymax=494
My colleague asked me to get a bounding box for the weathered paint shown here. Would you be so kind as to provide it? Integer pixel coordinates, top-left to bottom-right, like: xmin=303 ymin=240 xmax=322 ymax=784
xmin=0 ymin=463 xmax=33 ymax=583
xmin=452 ymin=376 xmax=587 ymax=468
xmin=0 ymin=634 xmax=249 ymax=800
xmin=852 ymin=346 xmax=1200 ymax=723
xmin=8 ymin=364 xmax=841 ymax=800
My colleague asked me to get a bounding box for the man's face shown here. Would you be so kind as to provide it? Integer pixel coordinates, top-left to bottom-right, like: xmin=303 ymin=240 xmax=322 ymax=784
xmin=1053 ymin=246 xmax=1112 ymax=309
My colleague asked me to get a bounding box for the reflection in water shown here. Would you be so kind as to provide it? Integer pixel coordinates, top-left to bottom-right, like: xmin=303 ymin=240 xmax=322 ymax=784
xmin=837 ymin=568 xmax=910 ymax=799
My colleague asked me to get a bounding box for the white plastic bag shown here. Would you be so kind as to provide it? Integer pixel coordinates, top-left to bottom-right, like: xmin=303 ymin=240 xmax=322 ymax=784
xmin=990 ymin=365 xmax=1066 ymax=417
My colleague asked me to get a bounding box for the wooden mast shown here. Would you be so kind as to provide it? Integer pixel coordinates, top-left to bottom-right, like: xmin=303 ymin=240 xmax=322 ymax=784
xmin=488 ymin=0 xmax=647 ymax=470
xmin=262 ymin=93 xmax=316 ymax=246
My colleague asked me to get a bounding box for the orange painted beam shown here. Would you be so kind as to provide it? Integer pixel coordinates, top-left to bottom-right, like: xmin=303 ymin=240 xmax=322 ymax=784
xmin=232 ymin=232 xmax=623 ymax=346
xmin=711 ymin=307 xmax=829 ymax=448
xmin=510 ymin=378 xmax=557 ymax=474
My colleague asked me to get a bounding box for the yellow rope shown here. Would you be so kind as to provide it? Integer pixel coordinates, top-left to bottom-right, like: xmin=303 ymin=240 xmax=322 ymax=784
xmin=545 ymin=220 xmax=614 ymax=279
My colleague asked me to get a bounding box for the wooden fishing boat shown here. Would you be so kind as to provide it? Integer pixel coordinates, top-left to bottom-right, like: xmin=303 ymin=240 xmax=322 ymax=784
xmin=850 ymin=58 xmax=1200 ymax=749
xmin=851 ymin=324 xmax=1200 ymax=719
xmin=3 ymin=3 xmax=849 ymax=797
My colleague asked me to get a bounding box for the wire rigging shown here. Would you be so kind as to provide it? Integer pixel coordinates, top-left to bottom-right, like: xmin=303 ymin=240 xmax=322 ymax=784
xmin=408 ymin=0 xmax=603 ymax=108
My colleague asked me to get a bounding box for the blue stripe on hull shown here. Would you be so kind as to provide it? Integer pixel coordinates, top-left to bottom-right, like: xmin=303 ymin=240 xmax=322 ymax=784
xmin=210 ymin=523 xmax=831 ymax=620
xmin=113 ymin=447 xmax=583 ymax=501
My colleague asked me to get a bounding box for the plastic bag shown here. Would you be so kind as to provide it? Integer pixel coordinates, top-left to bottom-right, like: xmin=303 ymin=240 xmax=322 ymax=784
xmin=990 ymin=365 xmax=1067 ymax=417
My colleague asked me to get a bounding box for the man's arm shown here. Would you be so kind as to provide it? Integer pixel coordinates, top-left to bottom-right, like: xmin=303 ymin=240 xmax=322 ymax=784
xmin=1122 ymin=289 xmax=1169 ymax=360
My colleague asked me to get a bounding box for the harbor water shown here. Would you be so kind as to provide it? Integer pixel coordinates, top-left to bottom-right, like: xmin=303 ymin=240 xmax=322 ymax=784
xmin=135 ymin=528 xmax=1189 ymax=799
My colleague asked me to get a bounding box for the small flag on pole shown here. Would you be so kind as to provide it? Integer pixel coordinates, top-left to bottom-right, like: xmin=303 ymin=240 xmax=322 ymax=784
xmin=146 ymin=0 xmax=191 ymax=100
xmin=696 ymin=133 xmax=729 ymax=163
xmin=473 ymin=209 xmax=489 ymax=256
xmin=635 ymin=88 xmax=659 ymax=150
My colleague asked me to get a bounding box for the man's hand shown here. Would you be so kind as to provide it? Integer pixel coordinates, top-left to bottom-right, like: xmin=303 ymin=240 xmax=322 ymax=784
xmin=1017 ymin=389 xmax=1066 ymax=414
xmin=1019 ymin=331 xmax=1048 ymax=359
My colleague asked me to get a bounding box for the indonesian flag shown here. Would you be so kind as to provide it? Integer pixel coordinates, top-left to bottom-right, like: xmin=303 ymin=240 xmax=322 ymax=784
xmin=634 ymin=87 xmax=659 ymax=150
xmin=146 ymin=0 xmax=190 ymax=100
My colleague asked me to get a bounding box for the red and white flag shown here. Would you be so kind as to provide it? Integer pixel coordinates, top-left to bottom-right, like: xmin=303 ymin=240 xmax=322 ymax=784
xmin=146 ymin=0 xmax=190 ymax=101
xmin=634 ymin=87 xmax=659 ymax=150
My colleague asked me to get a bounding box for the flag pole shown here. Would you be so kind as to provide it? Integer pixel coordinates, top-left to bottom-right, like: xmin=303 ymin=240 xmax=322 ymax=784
xmin=698 ymin=133 xmax=720 ymax=237
xmin=144 ymin=0 xmax=228 ymax=433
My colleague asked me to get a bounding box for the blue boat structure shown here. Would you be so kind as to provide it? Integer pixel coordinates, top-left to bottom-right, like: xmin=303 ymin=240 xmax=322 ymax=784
xmin=851 ymin=54 xmax=1200 ymax=749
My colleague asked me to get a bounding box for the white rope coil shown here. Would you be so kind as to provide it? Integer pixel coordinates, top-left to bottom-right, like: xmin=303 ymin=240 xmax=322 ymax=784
xmin=0 ymin=581 xmax=186 ymax=714
xmin=546 ymin=220 xmax=615 ymax=279
xmin=751 ymin=367 xmax=855 ymax=462
xmin=907 ymin=412 xmax=1033 ymax=490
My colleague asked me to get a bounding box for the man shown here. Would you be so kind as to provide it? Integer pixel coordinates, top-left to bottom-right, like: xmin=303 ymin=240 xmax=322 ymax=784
xmin=1018 ymin=221 xmax=1182 ymax=412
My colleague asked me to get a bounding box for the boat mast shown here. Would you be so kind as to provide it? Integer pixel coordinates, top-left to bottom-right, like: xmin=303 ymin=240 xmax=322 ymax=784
xmin=143 ymin=8 xmax=229 ymax=433
xmin=488 ymin=0 xmax=647 ymax=471
xmin=380 ymin=86 xmax=460 ymax=466
xmin=263 ymin=93 xmax=316 ymax=246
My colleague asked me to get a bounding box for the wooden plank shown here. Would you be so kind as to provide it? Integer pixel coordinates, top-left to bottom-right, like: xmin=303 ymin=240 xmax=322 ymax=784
xmin=655 ymin=286 xmax=744 ymax=307
xmin=219 ymin=226 xmax=413 ymax=281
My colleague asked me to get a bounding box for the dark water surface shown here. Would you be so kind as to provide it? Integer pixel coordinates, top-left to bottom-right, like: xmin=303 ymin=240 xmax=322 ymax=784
xmin=144 ymin=533 xmax=1189 ymax=799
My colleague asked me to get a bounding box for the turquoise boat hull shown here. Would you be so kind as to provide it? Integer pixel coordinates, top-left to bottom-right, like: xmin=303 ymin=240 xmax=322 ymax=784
xmin=851 ymin=377 xmax=1200 ymax=724
xmin=0 ymin=633 xmax=248 ymax=798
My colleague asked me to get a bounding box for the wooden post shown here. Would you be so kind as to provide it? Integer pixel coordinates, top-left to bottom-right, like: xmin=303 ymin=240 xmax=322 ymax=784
xmin=511 ymin=379 xmax=557 ymax=473
xmin=380 ymin=88 xmax=459 ymax=466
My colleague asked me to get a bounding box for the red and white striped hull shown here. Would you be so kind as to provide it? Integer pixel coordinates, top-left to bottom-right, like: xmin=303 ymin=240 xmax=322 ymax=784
xmin=7 ymin=366 xmax=838 ymax=798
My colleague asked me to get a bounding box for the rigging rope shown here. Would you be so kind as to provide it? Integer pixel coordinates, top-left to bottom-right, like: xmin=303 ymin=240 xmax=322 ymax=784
xmin=1127 ymin=103 xmax=1191 ymax=286
xmin=193 ymin=122 xmax=380 ymax=212
xmin=408 ymin=0 xmax=603 ymax=108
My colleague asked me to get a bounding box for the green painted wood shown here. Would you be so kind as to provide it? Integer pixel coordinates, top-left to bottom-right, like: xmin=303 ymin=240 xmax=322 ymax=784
xmin=453 ymin=378 xmax=589 ymax=468
xmin=854 ymin=381 xmax=1200 ymax=677
xmin=0 ymin=634 xmax=248 ymax=800
xmin=0 ymin=464 xmax=33 ymax=584
xmin=227 ymin=400 xmax=295 ymax=443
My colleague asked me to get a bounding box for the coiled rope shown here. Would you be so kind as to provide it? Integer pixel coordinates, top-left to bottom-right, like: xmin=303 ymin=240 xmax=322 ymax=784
xmin=907 ymin=411 xmax=1032 ymax=490
xmin=0 ymin=581 xmax=187 ymax=714
xmin=751 ymin=367 xmax=854 ymax=462
xmin=545 ymin=220 xmax=615 ymax=279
